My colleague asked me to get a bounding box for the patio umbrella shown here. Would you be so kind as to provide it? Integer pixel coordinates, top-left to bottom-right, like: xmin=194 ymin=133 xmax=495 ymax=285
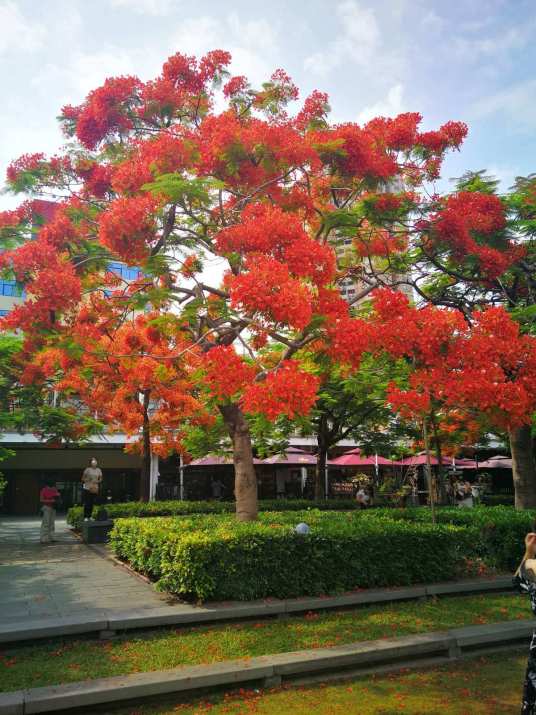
xmin=330 ymin=448 xmax=393 ymax=467
xmin=262 ymin=446 xmax=317 ymax=466
xmin=187 ymin=454 xmax=263 ymax=467
xmin=453 ymin=458 xmax=478 ymax=470
xmin=478 ymin=455 xmax=513 ymax=469
xmin=397 ymin=453 xmax=451 ymax=467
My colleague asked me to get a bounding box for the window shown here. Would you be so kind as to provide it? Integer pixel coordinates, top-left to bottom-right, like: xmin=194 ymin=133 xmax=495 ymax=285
xmin=0 ymin=309 xmax=9 ymax=317
xmin=107 ymin=262 xmax=141 ymax=281
xmin=0 ymin=280 xmax=24 ymax=297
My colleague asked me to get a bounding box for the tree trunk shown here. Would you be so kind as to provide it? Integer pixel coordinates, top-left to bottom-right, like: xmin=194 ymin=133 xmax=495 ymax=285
xmin=315 ymin=443 xmax=327 ymax=500
xmin=430 ymin=413 xmax=446 ymax=504
xmin=509 ymin=425 xmax=536 ymax=509
xmin=315 ymin=416 xmax=328 ymax=500
xmin=220 ymin=403 xmax=258 ymax=521
xmin=139 ymin=390 xmax=151 ymax=502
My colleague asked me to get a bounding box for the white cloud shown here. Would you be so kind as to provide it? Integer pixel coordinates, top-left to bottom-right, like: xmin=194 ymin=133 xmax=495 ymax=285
xmin=169 ymin=12 xmax=278 ymax=86
xmin=487 ymin=165 xmax=520 ymax=192
xmin=471 ymin=79 xmax=536 ymax=129
xmin=454 ymin=20 xmax=535 ymax=60
xmin=31 ymin=48 xmax=151 ymax=106
xmin=111 ymin=0 xmax=176 ymax=15
xmin=0 ymin=0 xmax=46 ymax=54
xmin=421 ymin=10 xmax=445 ymax=32
xmin=304 ymin=1 xmax=380 ymax=77
xmin=357 ymin=83 xmax=405 ymax=124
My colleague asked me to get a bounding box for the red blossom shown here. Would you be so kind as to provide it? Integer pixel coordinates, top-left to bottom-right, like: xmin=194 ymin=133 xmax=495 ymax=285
xmin=227 ymin=256 xmax=313 ymax=329
xmin=242 ymin=361 xmax=319 ymax=419
xmin=6 ymin=153 xmax=45 ymax=184
xmin=65 ymin=76 xmax=142 ymax=149
xmin=98 ymin=195 xmax=159 ymax=262
xmin=201 ymin=346 xmax=257 ymax=401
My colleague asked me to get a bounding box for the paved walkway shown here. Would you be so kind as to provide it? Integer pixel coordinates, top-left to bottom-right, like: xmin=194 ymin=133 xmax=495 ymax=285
xmin=0 ymin=517 xmax=167 ymax=623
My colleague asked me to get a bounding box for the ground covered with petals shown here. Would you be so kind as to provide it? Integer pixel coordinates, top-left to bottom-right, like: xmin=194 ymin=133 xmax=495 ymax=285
xmin=89 ymin=651 xmax=527 ymax=714
xmin=0 ymin=592 xmax=528 ymax=692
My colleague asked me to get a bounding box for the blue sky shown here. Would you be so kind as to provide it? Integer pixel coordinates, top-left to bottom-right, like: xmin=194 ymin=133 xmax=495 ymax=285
xmin=1 ymin=0 xmax=535 ymax=209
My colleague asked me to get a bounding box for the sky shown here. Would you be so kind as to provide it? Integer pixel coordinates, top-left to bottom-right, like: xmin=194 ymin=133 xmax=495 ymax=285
xmin=1 ymin=0 xmax=535 ymax=210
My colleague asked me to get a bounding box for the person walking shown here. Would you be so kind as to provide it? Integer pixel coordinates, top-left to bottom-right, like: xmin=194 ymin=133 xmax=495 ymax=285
xmin=355 ymin=486 xmax=370 ymax=509
xmin=81 ymin=457 xmax=103 ymax=521
xmin=514 ymin=532 xmax=536 ymax=713
xmin=40 ymin=479 xmax=60 ymax=544
xmin=456 ymin=480 xmax=474 ymax=508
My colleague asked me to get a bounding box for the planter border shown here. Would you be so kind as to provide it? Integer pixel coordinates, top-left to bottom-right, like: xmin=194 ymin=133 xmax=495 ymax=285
xmin=0 ymin=575 xmax=513 ymax=645
xmin=0 ymin=619 xmax=532 ymax=715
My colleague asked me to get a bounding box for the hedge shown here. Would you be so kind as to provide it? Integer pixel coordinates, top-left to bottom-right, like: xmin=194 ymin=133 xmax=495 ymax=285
xmin=362 ymin=505 xmax=535 ymax=570
xmin=109 ymin=511 xmax=475 ymax=601
xmin=66 ymin=499 xmax=361 ymax=529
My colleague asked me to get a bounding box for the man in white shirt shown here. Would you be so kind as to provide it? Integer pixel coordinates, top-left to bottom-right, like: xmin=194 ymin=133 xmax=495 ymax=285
xmin=81 ymin=457 xmax=103 ymax=521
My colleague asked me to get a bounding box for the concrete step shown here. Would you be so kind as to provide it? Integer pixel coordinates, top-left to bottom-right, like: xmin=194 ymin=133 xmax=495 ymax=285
xmin=0 ymin=618 xmax=533 ymax=714
xmin=0 ymin=575 xmax=514 ymax=645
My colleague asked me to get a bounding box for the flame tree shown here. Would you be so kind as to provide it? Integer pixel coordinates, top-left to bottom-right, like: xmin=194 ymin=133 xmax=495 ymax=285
xmin=4 ymin=49 xmax=531 ymax=516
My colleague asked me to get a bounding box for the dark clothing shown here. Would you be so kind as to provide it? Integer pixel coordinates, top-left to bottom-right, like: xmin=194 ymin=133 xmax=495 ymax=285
xmin=514 ymin=564 xmax=536 ymax=713
xmin=82 ymin=490 xmax=97 ymax=519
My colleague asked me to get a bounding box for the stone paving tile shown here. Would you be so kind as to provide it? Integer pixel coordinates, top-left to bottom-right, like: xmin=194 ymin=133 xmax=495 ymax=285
xmin=0 ymin=517 xmax=166 ymax=624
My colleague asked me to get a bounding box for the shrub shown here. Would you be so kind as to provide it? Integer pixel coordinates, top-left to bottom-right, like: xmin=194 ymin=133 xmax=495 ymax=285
xmin=367 ymin=505 xmax=534 ymax=570
xmin=66 ymin=498 xmax=360 ymax=528
xmin=109 ymin=511 xmax=475 ymax=601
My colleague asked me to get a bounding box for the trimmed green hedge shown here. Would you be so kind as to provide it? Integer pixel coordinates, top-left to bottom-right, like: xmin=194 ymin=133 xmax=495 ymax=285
xmin=363 ymin=506 xmax=535 ymax=570
xmin=110 ymin=511 xmax=475 ymax=601
xmin=66 ymin=499 xmax=361 ymax=529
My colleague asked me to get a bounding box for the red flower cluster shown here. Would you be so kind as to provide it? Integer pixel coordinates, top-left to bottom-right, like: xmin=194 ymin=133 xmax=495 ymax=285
xmin=327 ymin=315 xmax=372 ymax=366
xmin=417 ymin=120 xmax=468 ymax=154
xmin=365 ymin=112 xmax=422 ymax=151
xmin=242 ymin=361 xmax=319 ymax=419
xmin=315 ymin=287 xmax=350 ymax=321
xmin=313 ymin=123 xmax=398 ymax=180
xmin=201 ymin=345 xmax=257 ymax=401
xmin=0 ymin=205 xmax=30 ymax=230
xmin=217 ymin=203 xmax=335 ymax=285
xmin=99 ymin=195 xmax=159 ymax=261
xmin=295 ymin=90 xmax=330 ymax=130
xmin=223 ymin=75 xmax=249 ymax=98
xmin=6 ymin=153 xmax=45 ymax=184
xmin=333 ymin=288 xmax=536 ymax=430
xmin=430 ymin=191 xmax=515 ymax=278
xmin=76 ymin=160 xmax=113 ymax=198
xmin=198 ymin=113 xmax=317 ymax=188
xmin=140 ymin=50 xmax=231 ymax=123
xmin=227 ymin=256 xmax=313 ymax=329
xmin=112 ymin=131 xmax=193 ymax=195
xmin=62 ymin=76 xmax=142 ymax=149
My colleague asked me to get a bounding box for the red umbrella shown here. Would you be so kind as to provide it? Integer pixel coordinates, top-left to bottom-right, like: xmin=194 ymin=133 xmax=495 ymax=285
xmin=262 ymin=446 xmax=317 ymax=466
xmin=187 ymin=454 xmax=263 ymax=467
xmin=478 ymin=455 xmax=512 ymax=469
xmin=397 ymin=453 xmax=450 ymax=467
xmin=330 ymin=448 xmax=393 ymax=467
xmin=453 ymin=458 xmax=478 ymax=470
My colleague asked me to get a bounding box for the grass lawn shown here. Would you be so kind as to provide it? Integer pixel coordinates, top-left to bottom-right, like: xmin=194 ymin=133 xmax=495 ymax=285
xmin=0 ymin=592 xmax=531 ymax=693
xmin=72 ymin=651 xmax=531 ymax=714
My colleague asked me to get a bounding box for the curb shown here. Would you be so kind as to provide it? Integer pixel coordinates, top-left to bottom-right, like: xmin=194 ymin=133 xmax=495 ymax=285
xmin=0 ymin=575 xmax=513 ymax=645
xmin=0 ymin=619 xmax=532 ymax=714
